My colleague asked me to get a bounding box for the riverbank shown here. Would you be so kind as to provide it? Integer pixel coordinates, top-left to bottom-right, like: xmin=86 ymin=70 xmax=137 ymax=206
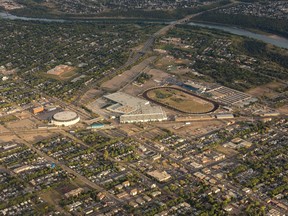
xmin=188 ymin=21 xmax=288 ymax=49
xmin=0 ymin=11 xmax=172 ymax=24
xmin=1 ymin=11 xmax=288 ymax=49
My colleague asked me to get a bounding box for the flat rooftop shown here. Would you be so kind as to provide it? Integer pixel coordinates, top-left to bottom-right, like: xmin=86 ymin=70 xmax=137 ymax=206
xmin=104 ymin=92 xmax=150 ymax=114
xmin=147 ymin=170 xmax=171 ymax=182
xmin=104 ymin=92 xmax=149 ymax=107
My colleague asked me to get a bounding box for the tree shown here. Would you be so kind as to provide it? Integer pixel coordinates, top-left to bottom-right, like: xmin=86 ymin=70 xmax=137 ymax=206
xmin=103 ymin=150 xmax=109 ymax=160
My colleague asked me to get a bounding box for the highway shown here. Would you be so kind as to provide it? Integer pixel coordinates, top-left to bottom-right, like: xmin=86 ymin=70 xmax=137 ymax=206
xmin=74 ymin=0 xmax=237 ymax=104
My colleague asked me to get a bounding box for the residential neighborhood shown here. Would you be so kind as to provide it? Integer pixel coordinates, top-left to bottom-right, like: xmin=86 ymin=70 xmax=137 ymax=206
xmin=0 ymin=0 xmax=287 ymax=215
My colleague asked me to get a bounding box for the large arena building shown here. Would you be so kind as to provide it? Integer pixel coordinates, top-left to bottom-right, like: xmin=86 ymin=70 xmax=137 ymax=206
xmin=120 ymin=105 xmax=167 ymax=124
xmin=104 ymin=92 xmax=149 ymax=114
xmin=51 ymin=111 xmax=80 ymax=126
xmin=104 ymin=92 xmax=167 ymax=123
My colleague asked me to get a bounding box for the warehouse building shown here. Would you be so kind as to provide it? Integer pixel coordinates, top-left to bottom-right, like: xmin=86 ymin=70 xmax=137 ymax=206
xmin=215 ymin=113 xmax=234 ymax=119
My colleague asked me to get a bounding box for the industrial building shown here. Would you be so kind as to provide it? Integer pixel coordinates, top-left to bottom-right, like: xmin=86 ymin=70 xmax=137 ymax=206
xmin=215 ymin=113 xmax=234 ymax=119
xmin=51 ymin=111 xmax=80 ymax=126
xmin=175 ymin=115 xmax=214 ymax=122
xmin=260 ymin=112 xmax=280 ymax=117
xmin=104 ymin=92 xmax=167 ymax=124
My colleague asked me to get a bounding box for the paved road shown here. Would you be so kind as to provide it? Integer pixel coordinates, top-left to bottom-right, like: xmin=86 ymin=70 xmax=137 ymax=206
xmin=74 ymin=0 xmax=237 ymax=104
xmin=6 ymin=129 xmax=123 ymax=205
xmin=130 ymin=117 xmax=287 ymax=214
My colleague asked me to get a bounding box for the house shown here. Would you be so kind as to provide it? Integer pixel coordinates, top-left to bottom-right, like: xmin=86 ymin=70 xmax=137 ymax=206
xmin=130 ymin=189 xmax=138 ymax=196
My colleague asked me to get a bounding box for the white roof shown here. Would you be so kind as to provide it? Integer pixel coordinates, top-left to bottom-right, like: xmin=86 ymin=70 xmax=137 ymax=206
xmin=104 ymin=92 xmax=149 ymax=107
xmin=53 ymin=111 xmax=78 ymax=121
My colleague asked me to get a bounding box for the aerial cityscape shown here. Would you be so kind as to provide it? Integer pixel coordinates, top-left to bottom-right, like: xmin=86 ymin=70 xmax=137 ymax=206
xmin=0 ymin=0 xmax=287 ymax=215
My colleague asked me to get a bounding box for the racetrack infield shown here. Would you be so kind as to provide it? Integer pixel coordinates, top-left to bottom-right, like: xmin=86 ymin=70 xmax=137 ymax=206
xmin=143 ymin=87 xmax=219 ymax=114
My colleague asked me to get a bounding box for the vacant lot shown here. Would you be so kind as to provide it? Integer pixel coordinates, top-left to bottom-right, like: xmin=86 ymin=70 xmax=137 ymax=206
xmin=6 ymin=118 xmax=36 ymax=130
xmin=155 ymin=120 xmax=225 ymax=138
xmin=277 ymin=105 xmax=288 ymax=115
xmin=101 ymin=56 xmax=156 ymax=92
xmin=145 ymin=87 xmax=216 ymax=114
xmin=123 ymin=68 xmax=170 ymax=96
xmin=246 ymin=81 xmax=285 ymax=99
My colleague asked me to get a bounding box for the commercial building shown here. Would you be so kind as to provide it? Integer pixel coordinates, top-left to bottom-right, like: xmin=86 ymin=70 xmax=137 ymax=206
xmin=64 ymin=188 xmax=84 ymax=198
xmin=33 ymin=106 xmax=44 ymax=114
xmin=147 ymin=170 xmax=171 ymax=182
xmin=51 ymin=111 xmax=80 ymax=126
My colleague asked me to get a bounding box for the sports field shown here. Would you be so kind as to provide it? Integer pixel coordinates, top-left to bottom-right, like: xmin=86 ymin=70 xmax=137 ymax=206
xmin=144 ymin=87 xmax=218 ymax=114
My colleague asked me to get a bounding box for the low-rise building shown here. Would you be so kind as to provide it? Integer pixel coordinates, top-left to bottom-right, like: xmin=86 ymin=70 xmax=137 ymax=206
xmin=147 ymin=170 xmax=171 ymax=182
xmin=64 ymin=188 xmax=84 ymax=199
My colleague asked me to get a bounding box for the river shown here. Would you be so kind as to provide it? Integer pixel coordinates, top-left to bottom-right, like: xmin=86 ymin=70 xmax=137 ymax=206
xmin=0 ymin=11 xmax=169 ymax=24
xmin=189 ymin=22 xmax=288 ymax=49
xmin=0 ymin=12 xmax=67 ymax=22
xmin=1 ymin=11 xmax=288 ymax=49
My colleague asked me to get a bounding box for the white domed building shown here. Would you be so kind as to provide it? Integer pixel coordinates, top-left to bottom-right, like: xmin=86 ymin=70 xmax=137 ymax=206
xmin=51 ymin=111 xmax=80 ymax=126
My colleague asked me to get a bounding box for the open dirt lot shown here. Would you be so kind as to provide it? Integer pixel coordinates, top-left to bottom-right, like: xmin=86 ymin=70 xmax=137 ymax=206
xmin=0 ymin=134 xmax=21 ymax=142
xmin=246 ymin=81 xmax=286 ymax=98
xmin=14 ymin=111 xmax=32 ymax=119
xmin=155 ymin=56 xmax=190 ymax=70
xmin=155 ymin=120 xmax=225 ymax=138
xmin=101 ymin=56 xmax=156 ymax=92
xmin=5 ymin=118 xmax=37 ymax=130
xmin=123 ymin=68 xmax=170 ymax=96
xmin=277 ymin=105 xmax=288 ymax=115
xmin=79 ymin=88 xmax=104 ymax=105
xmin=0 ymin=125 xmax=10 ymax=134
xmin=138 ymin=127 xmax=167 ymax=140
xmin=19 ymin=132 xmax=58 ymax=143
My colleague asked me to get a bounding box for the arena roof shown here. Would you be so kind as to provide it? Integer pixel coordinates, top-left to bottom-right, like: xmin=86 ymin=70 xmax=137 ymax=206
xmin=53 ymin=111 xmax=79 ymax=122
xmin=104 ymin=92 xmax=150 ymax=114
xmin=120 ymin=106 xmax=167 ymax=123
xmin=104 ymin=92 xmax=149 ymax=107
xmin=103 ymin=92 xmax=167 ymax=123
